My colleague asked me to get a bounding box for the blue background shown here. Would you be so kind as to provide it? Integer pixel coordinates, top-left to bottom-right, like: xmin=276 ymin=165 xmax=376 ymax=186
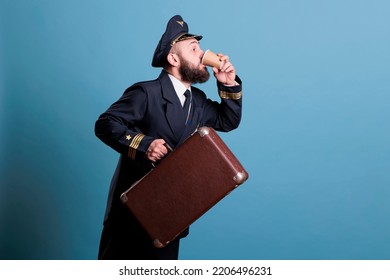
xmin=1 ymin=0 xmax=389 ymax=260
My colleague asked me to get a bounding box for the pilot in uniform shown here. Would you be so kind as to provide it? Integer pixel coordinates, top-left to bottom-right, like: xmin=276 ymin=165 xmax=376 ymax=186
xmin=95 ymin=15 xmax=243 ymax=259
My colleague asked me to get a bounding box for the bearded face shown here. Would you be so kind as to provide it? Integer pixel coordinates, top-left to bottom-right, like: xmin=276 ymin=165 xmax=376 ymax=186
xmin=178 ymin=54 xmax=210 ymax=84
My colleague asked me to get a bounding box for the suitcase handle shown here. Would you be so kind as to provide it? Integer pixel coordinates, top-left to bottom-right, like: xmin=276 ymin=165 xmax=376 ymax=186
xmin=164 ymin=142 xmax=173 ymax=152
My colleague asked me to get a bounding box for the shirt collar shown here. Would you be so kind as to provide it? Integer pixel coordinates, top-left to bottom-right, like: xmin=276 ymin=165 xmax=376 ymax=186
xmin=167 ymin=73 xmax=191 ymax=96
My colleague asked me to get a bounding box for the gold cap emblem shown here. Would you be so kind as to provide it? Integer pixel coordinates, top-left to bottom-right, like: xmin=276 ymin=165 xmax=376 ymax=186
xmin=176 ymin=21 xmax=184 ymax=27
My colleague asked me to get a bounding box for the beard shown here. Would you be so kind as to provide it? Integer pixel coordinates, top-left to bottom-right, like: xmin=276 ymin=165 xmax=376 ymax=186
xmin=178 ymin=56 xmax=210 ymax=84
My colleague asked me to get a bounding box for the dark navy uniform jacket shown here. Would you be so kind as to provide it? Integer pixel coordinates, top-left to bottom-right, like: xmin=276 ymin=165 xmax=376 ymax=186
xmin=95 ymin=70 xmax=242 ymax=239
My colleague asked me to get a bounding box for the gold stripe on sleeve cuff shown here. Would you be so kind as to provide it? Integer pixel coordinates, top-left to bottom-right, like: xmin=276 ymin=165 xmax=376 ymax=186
xmin=128 ymin=133 xmax=145 ymax=160
xmin=219 ymin=90 xmax=242 ymax=100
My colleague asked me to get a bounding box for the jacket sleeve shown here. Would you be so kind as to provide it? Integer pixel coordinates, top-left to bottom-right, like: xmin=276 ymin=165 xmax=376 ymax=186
xmin=94 ymin=86 xmax=154 ymax=161
xmin=203 ymin=75 xmax=243 ymax=132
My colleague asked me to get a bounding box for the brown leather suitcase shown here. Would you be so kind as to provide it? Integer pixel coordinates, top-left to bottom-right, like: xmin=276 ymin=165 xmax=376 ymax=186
xmin=120 ymin=126 xmax=248 ymax=248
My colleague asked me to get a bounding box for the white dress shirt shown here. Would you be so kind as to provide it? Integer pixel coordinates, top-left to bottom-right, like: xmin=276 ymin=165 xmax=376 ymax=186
xmin=168 ymin=73 xmax=191 ymax=107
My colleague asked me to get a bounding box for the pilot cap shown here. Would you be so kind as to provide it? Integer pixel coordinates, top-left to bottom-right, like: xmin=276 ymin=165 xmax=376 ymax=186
xmin=152 ymin=15 xmax=202 ymax=67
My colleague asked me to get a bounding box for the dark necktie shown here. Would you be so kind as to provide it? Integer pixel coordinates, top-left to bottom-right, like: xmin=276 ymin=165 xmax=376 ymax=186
xmin=183 ymin=89 xmax=191 ymax=124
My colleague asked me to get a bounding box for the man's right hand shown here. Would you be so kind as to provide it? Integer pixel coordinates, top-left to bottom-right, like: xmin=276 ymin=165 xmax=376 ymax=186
xmin=146 ymin=139 xmax=169 ymax=162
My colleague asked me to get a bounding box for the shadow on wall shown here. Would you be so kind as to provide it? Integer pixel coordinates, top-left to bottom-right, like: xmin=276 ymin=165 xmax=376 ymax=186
xmin=0 ymin=85 xmax=105 ymax=259
xmin=1 ymin=167 xmax=66 ymax=259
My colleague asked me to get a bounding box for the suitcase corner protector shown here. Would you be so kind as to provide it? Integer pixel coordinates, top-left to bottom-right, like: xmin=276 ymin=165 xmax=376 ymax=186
xmin=197 ymin=126 xmax=210 ymax=137
xmin=233 ymin=171 xmax=248 ymax=185
xmin=120 ymin=193 xmax=128 ymax=203
xmin=153 ymin=239 xmax=166 ymax=248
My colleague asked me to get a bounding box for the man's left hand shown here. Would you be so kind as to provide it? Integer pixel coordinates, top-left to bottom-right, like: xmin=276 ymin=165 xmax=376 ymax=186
xmin=213 ymin=53 xmax=237 ymax=86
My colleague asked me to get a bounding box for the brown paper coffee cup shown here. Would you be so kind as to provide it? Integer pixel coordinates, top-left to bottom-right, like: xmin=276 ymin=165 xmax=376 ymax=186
xmin=201 ymin=49 xmax=221 ymax=68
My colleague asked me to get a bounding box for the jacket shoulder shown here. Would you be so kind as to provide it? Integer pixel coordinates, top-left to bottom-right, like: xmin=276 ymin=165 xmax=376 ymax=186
xmin=191 ymin=86 xmax=207 ymax=100
xmin=124 ymin=77 xmax=160 ymax=94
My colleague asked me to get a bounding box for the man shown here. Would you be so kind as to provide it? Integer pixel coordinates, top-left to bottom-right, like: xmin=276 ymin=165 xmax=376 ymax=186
xmin=95 ymin=15 xmax=243 ymax=259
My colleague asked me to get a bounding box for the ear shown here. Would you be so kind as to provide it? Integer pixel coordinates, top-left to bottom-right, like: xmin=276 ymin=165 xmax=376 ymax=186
xmin=167 ymin=52 xmax=180 ymax=67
